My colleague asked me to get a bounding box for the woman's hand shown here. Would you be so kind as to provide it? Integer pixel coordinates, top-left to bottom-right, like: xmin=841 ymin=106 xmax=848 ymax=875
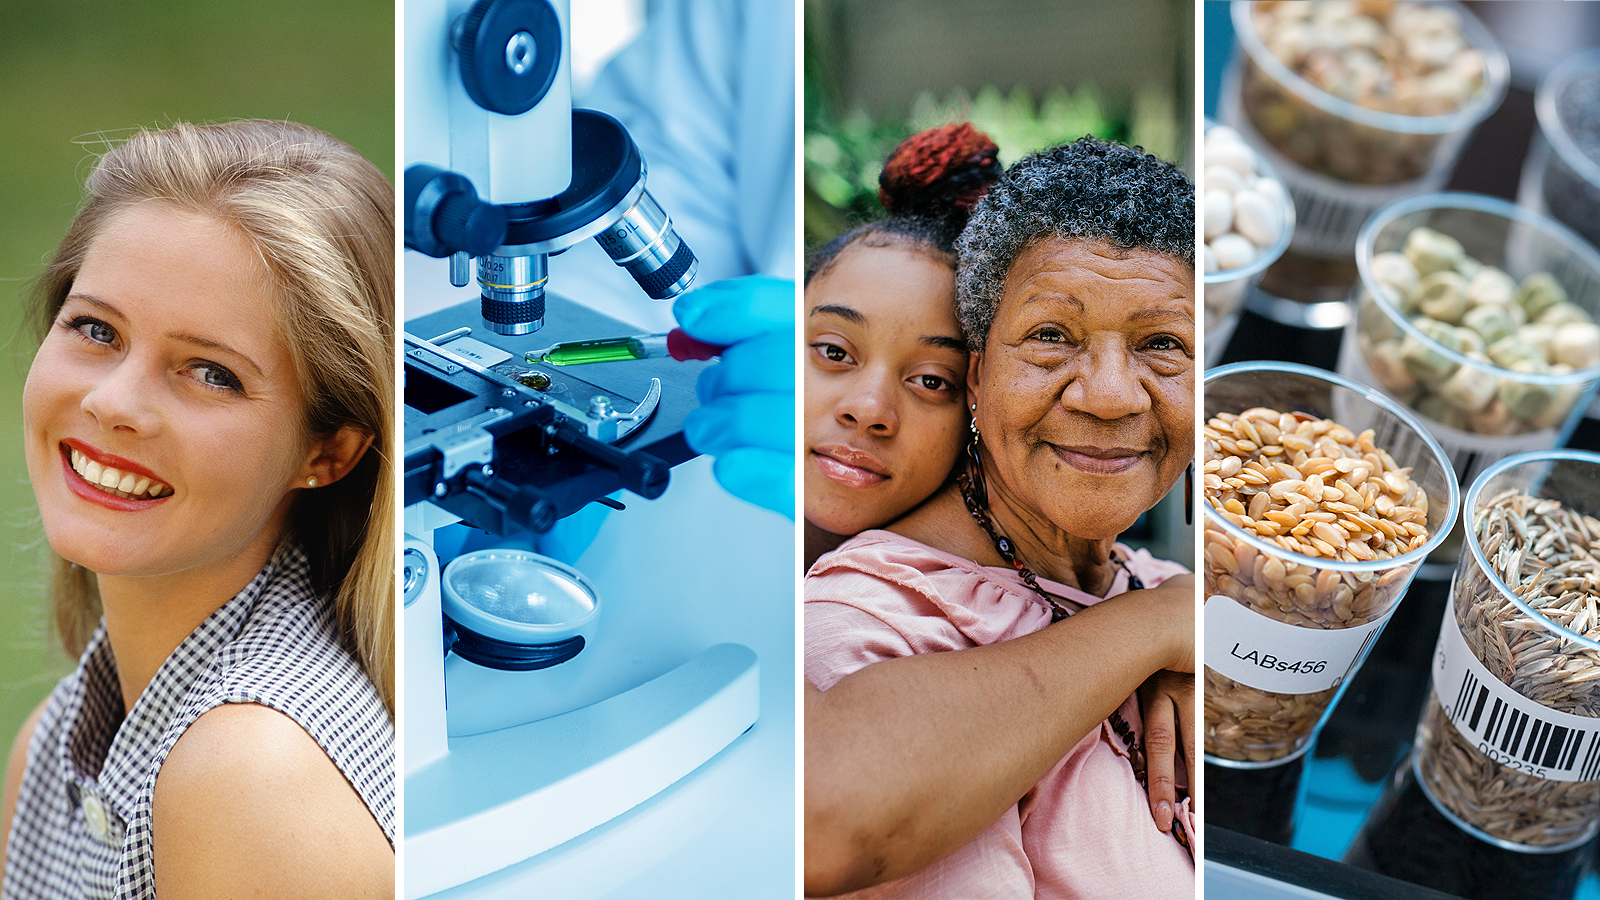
xmin=1110 ymin=573 xmax=1196 ymax=831
xmin=1104 ymin=572 xmax=1194 ymax=831
xmin=1138 ymin=669 xmax=1195 ymax=832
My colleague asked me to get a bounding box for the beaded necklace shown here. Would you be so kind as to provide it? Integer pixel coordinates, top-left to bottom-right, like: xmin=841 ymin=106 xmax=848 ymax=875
xmin=959 ymin=416 xmax=1189 ymax=849
xmin=955 ymin=468 xmax=1144 ymax=617
xmin=958 ymin=458 xmax=1191 ymax=848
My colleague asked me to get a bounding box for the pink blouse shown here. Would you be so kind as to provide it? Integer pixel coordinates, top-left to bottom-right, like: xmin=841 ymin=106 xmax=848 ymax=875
xmin=806 ymin=530 xmax=1194 ymax=899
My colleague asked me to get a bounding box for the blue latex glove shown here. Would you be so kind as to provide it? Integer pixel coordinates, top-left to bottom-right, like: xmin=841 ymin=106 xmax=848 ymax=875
xmin=673 ymin=275 xmax=794 ymax=518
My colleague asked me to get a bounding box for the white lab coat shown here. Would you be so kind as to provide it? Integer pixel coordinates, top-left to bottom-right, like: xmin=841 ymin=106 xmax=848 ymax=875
xmin=549 ymin=0 xmax=796 ymax=331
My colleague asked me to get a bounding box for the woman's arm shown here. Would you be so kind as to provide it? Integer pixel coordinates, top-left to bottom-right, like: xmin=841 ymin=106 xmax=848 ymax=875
xmin=1 ymin=699 xmax=49 ymax=874
xmin=805 ymin=574 xmax=1193 ymax=896
xmin=152 ymin=703 xmax=392 ymax=899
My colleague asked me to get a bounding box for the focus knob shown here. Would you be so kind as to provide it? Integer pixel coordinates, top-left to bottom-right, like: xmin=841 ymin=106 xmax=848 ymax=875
xmin=462 ymin=467 xmax=559 ymax=534
xmin=404 ymin=164 xmax=506 ymax=258
xmin=456 ymin=0 xmax=562 ymax=116
xmin=435 ymin=191 xmax=507 ymax=257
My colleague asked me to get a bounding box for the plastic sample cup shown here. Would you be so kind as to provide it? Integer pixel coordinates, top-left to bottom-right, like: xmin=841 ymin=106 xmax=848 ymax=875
xmin=1204 ymin=362 xmax=1460 ymax=767
xmin=1231 ymin=0 xmax=1506 ymax=184
xmin=1204 ymin=119 xmax=1296 ymax=366
xmin=1224 ymin=0 xmax=1507 ymax=257
xmin=1521 ymin=49 xmax=1600 ymax=251
xmin=1414 ymin=451 xmax=1600 ymax=852
xmin=1341 ymin=193 xmax=1600 ymax=496
xmin=1345 ymin=761 xmax=1591 ymax=899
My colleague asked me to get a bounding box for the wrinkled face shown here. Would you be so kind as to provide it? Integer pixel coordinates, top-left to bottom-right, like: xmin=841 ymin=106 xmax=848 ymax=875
xmin=804 ymin=243 xmax=969 ymax=536
xmin=971 ymin=237 xmax=1194 ymax=541
xmin=23 ymin=203 xmax=315 ymax=581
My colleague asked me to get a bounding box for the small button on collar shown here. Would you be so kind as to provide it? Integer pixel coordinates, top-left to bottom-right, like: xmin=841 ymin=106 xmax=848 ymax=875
xmin=79 ymin=787 xmax=123 ymax=847
xmin=82 ymin=791 xmax=109 ymax=842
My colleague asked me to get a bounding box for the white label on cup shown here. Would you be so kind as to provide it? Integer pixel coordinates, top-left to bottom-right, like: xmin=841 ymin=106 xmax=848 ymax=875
xmin=1205 ymin=594 xmax=1391 ymax=695
xmin=1432 ymin=605 xmax=1600 ymax=783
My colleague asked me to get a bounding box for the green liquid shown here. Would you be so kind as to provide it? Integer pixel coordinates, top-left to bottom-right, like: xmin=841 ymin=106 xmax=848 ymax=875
xmin=531 ymin=337 xmax=646 ymax=366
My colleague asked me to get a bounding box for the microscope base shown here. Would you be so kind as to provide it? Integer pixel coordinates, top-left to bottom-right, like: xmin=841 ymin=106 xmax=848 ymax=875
xmin=402 ymin=643 xmax=759 ymax=899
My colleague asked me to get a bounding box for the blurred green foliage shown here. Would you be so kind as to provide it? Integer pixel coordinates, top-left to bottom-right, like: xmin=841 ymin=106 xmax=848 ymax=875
xmin=804 ymin=83 xmax=1125 ymax=245
xmin=805 ymin=80 xmax=1185 ymax=249
xmin=802 ymin=3 xmax=1184 ymax=250
xmin=0 ymin=0 xmax=393 ymax=754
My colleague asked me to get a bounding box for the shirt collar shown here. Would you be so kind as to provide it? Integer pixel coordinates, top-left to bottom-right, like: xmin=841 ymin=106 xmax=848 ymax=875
xmin=55 ymin=543 xmax=311 ymax=825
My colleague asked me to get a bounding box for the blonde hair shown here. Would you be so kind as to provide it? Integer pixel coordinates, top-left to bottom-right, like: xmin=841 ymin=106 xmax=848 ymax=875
xmin=31 ymin=120 xmax=395 ymax=718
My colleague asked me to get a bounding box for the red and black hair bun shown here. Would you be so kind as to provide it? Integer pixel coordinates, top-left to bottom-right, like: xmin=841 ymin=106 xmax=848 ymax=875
xmin=878 ymin=122 xmax=1002 ymax=221
xmin=805 ymin=122 xmax=1002 ymax=285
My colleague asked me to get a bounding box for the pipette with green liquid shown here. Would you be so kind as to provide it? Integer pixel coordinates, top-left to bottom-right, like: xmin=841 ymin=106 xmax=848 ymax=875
xmin=526 ymin=329 xmax=722 ymax=366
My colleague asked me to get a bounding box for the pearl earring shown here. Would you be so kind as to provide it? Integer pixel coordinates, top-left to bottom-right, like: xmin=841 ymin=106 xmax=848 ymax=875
xmin=307 ymin=476 xmax=318 ymax=488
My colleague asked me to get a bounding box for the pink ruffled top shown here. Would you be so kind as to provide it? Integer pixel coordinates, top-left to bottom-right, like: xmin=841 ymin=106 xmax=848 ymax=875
xmin=806 ymin=530 xmax=1194 ymax=899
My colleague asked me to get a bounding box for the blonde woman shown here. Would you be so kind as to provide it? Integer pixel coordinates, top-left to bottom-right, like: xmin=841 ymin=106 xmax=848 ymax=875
xmin=0 ymin=120 xmax=394 ymax=898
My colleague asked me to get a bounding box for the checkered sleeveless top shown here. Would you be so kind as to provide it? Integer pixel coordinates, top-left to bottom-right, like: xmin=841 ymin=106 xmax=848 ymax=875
xmin=2 ymin=543 xmax=393 ymax=899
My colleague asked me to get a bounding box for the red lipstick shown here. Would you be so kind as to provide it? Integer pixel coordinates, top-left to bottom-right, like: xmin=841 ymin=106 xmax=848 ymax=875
xmin=59 ymin=441 xmax=171 ymax=511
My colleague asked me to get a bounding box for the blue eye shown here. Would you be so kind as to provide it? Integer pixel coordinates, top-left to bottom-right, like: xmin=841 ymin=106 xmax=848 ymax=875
xmin=65 ymin=316 xmax=117 ymax=346
xmin=191 ymin=362 xmax=244 ymax=393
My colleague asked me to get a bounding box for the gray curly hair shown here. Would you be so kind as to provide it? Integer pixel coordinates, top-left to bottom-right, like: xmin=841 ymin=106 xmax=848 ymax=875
xmin=956 ymin=135 xmax=1194 ymax=350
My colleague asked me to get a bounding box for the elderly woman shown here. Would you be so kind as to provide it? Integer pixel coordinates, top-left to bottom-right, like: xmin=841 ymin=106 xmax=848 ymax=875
xmin=805 ymin=136 xmax=1195 ymax=898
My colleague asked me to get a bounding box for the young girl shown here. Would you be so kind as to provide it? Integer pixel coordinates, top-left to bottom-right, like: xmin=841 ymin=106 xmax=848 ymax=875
xmin=805 ymin=122 xmax=1002 ymax=568
xmin=2 ymin=120 xmax=394 ymax=898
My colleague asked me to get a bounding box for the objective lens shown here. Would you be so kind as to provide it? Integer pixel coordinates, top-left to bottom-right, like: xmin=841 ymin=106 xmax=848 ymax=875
xmin=479 ymin=254 xmax=547 ymax=335
xmin=593 ymin=190 xmax=697 ymax=300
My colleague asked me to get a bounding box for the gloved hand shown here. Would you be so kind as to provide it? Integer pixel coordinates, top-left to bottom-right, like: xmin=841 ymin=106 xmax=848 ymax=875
xmin=673 ymin=275 xmax=794 ymax=517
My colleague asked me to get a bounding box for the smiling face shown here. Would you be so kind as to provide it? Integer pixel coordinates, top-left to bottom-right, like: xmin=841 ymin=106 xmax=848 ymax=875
xmin=972 ymin=237 xmax=1195 ymax=541
xmin=804 ymin=242 xmax=970 ymax=537
xmin=23 ymin=203 xmax=318 ymax=585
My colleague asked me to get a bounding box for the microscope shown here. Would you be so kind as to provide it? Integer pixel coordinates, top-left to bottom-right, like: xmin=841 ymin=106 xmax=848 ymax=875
xmin=401 ymin=2 xmax=759 ymax=895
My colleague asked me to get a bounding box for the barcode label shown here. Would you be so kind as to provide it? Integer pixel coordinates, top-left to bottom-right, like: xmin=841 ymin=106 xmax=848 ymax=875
xmin=1433 ymin=597 xmax=1600 ymax=782
xmin=1336 ymin=334 xmax=1559 ymax=491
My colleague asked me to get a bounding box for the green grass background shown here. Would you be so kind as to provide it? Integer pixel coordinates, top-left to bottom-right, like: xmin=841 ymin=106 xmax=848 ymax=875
xmin=0 ymin=1 xmax=394 ymax=754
